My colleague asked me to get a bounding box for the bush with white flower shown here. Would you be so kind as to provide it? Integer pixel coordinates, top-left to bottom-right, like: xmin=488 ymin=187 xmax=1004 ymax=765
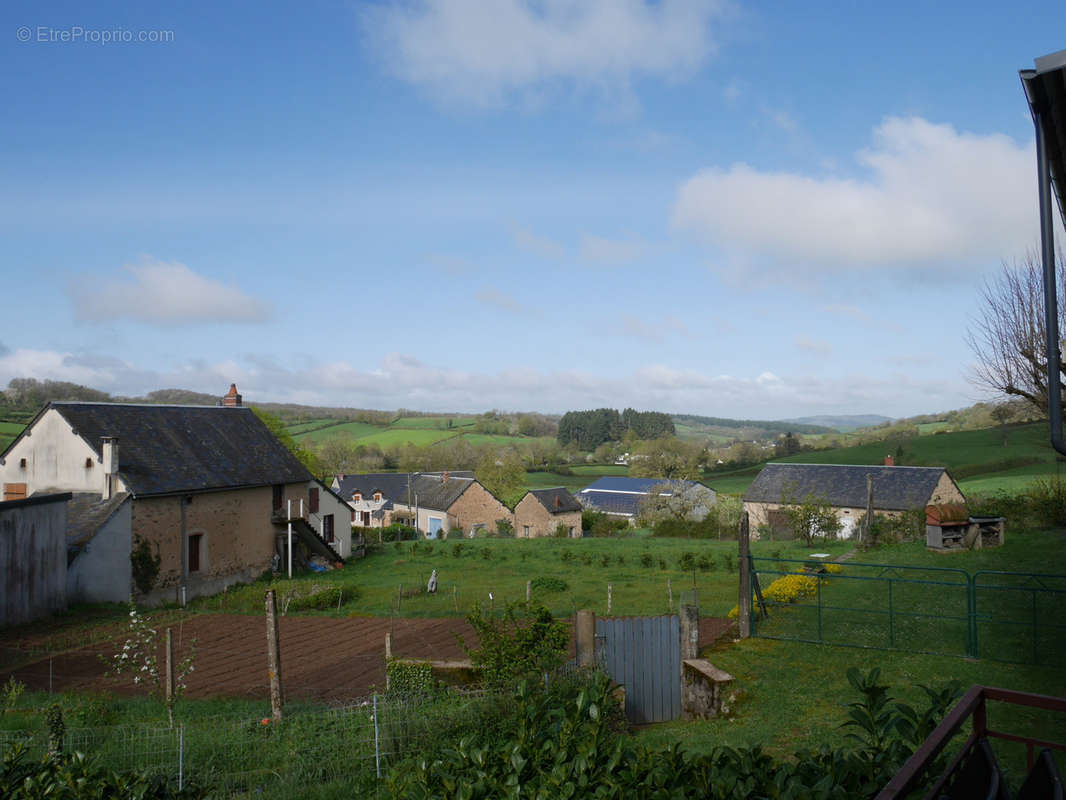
xmin=107 ymin=605 xmax=195 ymax=727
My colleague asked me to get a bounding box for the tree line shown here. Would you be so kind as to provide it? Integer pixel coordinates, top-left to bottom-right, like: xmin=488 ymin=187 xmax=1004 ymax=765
xmin=556 ymin=408 xmax=675 ymax=450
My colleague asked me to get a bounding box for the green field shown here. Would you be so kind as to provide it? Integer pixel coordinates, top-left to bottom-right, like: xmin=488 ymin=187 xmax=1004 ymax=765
xmin=571 ymin=464 xmax=629 ymax=476
xmin=917 ymin=421 xmax=951 ymax=435
xmin=524 ymin=471 xmax=593 ymax=493
xmin=391 ymin=416 xmax=475 ymax=429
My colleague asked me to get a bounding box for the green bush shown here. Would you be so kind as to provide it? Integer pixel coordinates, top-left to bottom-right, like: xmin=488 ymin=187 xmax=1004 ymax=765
xmin=640 ymin=552 xmax=654 ymax=568
xmin=456 ymin=602 xmax=569 ymax=689
xmin=451 ymin=541 xmax=464 ymax=558
xmin=385 ymin=660 xmax=436 ymax=697
xmin=286 ymin=584 xmax=357 ymax=611
xmin=697 ymin=554 xmax=715 ymax=571
xmin=678 ymin=551 xmax=697 ymax=571
xmin=530 ymin=576 xmax=569 ymax=593
xmin=382 ymin=523 xmax=419 ymax=542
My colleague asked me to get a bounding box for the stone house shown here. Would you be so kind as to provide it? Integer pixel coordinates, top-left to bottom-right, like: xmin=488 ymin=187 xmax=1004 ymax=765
xmin=393 ymin=473 xmax=511 ymax=538
xmin=0 ymin=386 xmax=345 ymax=605
xmin=513 ymin=488 xmax=583 ymax=538
xmin=742 ymin=463 xmax=965 ymax=540
xmin=332 ymin=471 xmax=474 ymax=528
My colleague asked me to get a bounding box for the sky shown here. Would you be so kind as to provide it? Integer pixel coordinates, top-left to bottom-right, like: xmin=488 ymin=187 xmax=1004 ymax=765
xmin=2 ymin=1 xmax=1064 ymax=420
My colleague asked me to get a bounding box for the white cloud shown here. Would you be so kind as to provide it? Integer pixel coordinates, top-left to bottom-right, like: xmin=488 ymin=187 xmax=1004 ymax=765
xmin=363 ymin=0 xmax=725 ymax=106
xmin=70 ymin=258 xmax=272 ymax=326
xmin=673 ymin=117 xmax=1037 ymax=275
xmin=0 ymin=346 xmax=973 ymax=418
xmin=580 ymin=234 xmax=645 ymax=266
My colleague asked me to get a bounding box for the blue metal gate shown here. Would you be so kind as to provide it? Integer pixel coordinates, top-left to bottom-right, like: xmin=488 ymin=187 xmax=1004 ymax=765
xmin=596 ymin=615 xmax=680 ymax=724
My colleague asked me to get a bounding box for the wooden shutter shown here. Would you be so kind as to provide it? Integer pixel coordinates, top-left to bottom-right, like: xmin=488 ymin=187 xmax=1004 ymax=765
xmin=309 ymin=487 xmax=319 ymax=514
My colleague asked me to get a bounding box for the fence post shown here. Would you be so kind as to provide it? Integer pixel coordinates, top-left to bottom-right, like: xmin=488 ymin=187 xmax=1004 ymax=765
xmin=576 ymin=609 xmax=596 ymax=666
xmin=165 ymin=627 xmax=175 ymax=728
xmin=816 ymin=575 xmax=823 ymax=642
xmin=680 ymin=604 xmax=699 ymax=662
xmin=738 ymin=512 xmax=751 ymax=638
xmin=265 ymin=589 xmax=284 ymax=723
xmin=178 ymin=724 xmax=184 ymax=791
xmin=607 ymin=583 xmax=612 ymax=614
xmin=526 ymin=580 xmax=531 ymax=605
xmin=373 ymin=693 xmax=381 ymax=779
xmin=667 ymin=578 xmax=673 ymax=613
xmin=888 ymin=580 xmax=894 ymax=649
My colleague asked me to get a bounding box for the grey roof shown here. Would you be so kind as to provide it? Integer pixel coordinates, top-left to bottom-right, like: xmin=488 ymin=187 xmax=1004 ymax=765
xmin=582 ymin=476 xmax=707 ymax=494
xmin=577 ymin=490 xmax=640 ymax=517
xmin=46 ymin=403 xmax=312 ymax=497
xmin=527 ymin=488 xmax=582 ymax=514
xmin=333 ymin=471 xmax=474 ymax=502
xmin=67 ymin=492 xmax=129 ymax=548
xmin=1022 ymin=51 xmax=1066 ymax=230
xmin=743 ymin=464 xmax=957 ymax=510
xmin=398 ymin=474 xmax=478 ymax=511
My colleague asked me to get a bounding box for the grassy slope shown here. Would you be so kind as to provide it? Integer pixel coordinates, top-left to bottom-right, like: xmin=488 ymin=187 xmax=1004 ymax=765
xmin=392 ymin=416 xmax=475 ymax=429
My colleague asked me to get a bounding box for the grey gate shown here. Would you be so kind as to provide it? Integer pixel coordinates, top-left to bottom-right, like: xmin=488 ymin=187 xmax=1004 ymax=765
xmin=596 ymin=615 xmax=680 ymax=724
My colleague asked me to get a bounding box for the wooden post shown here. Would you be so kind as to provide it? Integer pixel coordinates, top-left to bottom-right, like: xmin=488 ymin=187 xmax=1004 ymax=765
xmin=385 ymin=632 xmax=392 ymax=660
xmin=453 ymin=584 xmax=458 ymax=612
xmin=692 ymin=567 xmax=698 ymax=610
xmin=667 ymin=578 xmax=673 ymax=612
xmin=575 ymin=609 xmax=596 ymax=666
xmin=265 ymin=589 xmax=284 ymax=723
xmin=526 ymin=580 xmax=531 ymax=604
xmin=398 ymin=584 xmax=402 ymax=612
xmin=165 ymin=627 xmax=175 ymax=728
xmin=738 ymin=512 xmax=751 ymax=638
xmin=863 ymin=474 xmax=874 ymax=545
xmin=607 ymin=583 xmax=612 ymax=614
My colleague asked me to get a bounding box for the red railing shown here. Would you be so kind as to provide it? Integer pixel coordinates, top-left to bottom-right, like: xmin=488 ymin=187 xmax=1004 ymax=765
xmin=877 ymin=685 xmax=1066 ymax=799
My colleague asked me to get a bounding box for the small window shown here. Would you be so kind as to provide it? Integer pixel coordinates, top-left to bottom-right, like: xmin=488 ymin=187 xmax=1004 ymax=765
xmin=19 ymin=458 xmax=27 ymax=469
xmin=272 ymin=485 xmax=284 ymax=511
xmin=373 ymin=492 xmax=382 ymax=501
xmin=309 ymin=487 xmax=320 ymax=514
xmin=323 ymin=514 xmax=335 ymax=543
xmin=188 ymin=533 xmax=203 ymax=573
xmin=523 ymin=525 xmax=531 ymax=537
xmin=353 ymin=492 xmax=362 ymax=502
xmin=84 ymin=457 xmax=93 ymax=468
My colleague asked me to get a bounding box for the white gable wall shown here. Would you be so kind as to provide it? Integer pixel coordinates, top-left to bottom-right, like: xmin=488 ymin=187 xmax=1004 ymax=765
xmin=0 ymin=409 xmax=126 ymax=497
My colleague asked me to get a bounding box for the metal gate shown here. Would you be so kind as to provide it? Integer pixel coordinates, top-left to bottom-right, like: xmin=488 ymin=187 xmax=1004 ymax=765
xmin=596 ymin=615 xmax=680 ymax=724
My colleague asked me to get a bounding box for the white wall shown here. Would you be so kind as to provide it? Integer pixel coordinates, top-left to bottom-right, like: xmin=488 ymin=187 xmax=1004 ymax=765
xmin=309 ymin=482 xmax=353 ymax=558
xmin=67 ymin=499 xmax=132 ymax=603
xmin=0 ymin=409 xmax=125 ymax=497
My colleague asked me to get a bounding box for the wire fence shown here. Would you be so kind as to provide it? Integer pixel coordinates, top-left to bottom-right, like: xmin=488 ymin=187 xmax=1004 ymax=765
xmin=0 ymin=687 xmax=494 ymax=796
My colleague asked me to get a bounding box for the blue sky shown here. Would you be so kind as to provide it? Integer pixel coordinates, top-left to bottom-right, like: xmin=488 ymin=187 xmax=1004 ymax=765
xmin=2 ymin=1 xmax=1063 ymax=419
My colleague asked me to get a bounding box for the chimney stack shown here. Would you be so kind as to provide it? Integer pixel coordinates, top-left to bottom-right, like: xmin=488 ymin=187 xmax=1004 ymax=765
xmin=885 ymin=455 xmax=894 ymax=467
xmin=101 ymin=437 xmax=119 ymax=499
xmin=222 ymin=384 xmax=242 ymax=407
xmin=441 ymin=471 xmax=449 ymax=483
xmin=554 ymin=494 xmax=562 ymax=509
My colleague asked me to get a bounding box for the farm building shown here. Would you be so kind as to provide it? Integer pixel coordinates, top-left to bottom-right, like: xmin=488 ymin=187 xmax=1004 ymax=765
xmin=393 ymin=473 xmax=510 ymax=538
xmin=0 ymin=492 xmax=71 ymax=626
xmin=513 ymin=488 xmax=583 ymax=538
xmin=332 ymin=471 xmax=474 ymax=528
xmin=0 ymin=386 xmax=348 ymax=606
xmin=577 ymin=477 xmax=716 ymax=525
xmin=742 ymin=463 xmax=965 ymax=539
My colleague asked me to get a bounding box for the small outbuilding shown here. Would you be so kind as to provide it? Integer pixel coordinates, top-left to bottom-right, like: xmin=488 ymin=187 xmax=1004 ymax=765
xmin=513 ymin=488 xmax=583 ymax=538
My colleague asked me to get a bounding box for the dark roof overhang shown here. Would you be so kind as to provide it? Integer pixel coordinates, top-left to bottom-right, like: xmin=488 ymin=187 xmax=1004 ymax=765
xmin=1020 ymin=49 xmax=1066 ymax=456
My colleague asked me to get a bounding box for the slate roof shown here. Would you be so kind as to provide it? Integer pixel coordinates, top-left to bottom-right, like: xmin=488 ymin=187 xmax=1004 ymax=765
xmin=577 ymin=490 xmax=643 ymax=517
xmin=47 ymin=403 xmax=312 ymax=497
xmin=66 ymin=492 xmax=129 ymax=548
xmin=526 ymin=488 xmax=582 ymax=514
xmin=398 ymin=475 xmax=478 ymax=511
xmin=582 ymin=476 xmax=707 ymax=494
xmin=333 ymin=471 xmax=475 ymax=505
xmin=743 ymin=464 xmax=958 ymax=510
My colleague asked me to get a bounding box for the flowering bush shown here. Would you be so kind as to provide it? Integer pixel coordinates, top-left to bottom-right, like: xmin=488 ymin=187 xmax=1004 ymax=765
xmin=107 ymin=605 xmax=195 ymax=726
xmin=729 ymin=572 xmax=821 ymax=619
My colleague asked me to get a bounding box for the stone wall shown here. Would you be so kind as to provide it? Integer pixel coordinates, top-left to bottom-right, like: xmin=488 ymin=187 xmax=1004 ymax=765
xmin=449 ymin=482 xmax=512 ymax=536
xmin=513 ymin=494 xmax=581 ymax=538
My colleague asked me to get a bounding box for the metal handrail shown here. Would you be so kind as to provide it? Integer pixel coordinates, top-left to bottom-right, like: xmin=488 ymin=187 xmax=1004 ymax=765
xmin=876 ymin=685 xmax=1066 ymax=799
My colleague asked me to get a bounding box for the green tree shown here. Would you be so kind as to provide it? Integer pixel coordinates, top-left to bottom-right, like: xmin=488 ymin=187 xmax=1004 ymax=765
xmin=476 ymin=449 xmax=526 ymax=504
xmin=628 ymin=437 xmax=701 ymax=479
xmin=251 ymin=407 xmax=321 ymax=476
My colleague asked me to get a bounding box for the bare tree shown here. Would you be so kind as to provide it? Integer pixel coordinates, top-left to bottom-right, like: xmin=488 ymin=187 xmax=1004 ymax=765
xmin=967 ymin=252 xmax=1065 ymax=417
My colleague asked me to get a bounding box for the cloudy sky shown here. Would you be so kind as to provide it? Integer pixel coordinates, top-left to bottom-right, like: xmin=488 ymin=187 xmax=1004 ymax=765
xmin=2 ymin=1 xmax=1063 ymax=419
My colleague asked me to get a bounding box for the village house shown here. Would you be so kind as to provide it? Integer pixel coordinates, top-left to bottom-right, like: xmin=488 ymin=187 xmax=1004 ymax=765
xmin=742 ymin=461 xmax=965 ymax=540
xmin=0 ymin=385 xmax=348 ymax=605
xmin=392 ymin=472 xmax=511 ymax=538
xmin=513 ymin=487 xmax=583 ymax=538
xmin=332 ymin=471 xmax=475 ymax=528
xmin=577 ymin=477 xmax=716 ymax=525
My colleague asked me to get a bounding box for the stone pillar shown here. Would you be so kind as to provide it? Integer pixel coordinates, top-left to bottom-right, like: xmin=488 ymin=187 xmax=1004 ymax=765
xmin=680 ymin=604 xmax=699 ymax=662
xmin=575 ymin=609 xmax=596 ymax=667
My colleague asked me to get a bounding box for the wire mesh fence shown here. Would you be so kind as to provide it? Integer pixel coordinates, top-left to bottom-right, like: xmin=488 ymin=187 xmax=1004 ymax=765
xmin=0 ymin=687 xmax=493 ymax=796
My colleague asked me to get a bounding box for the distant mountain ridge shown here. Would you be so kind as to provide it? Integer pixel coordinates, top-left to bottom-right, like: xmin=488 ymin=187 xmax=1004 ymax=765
xmin=784 ymin=414 xmax=893 ymax=432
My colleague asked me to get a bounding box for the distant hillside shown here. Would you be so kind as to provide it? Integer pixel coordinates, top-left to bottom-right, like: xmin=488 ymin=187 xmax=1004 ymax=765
xmin=672 ymin=414 xmax=834 ymax=441
xmin=785 ymin=414 xmax=892 ymax=432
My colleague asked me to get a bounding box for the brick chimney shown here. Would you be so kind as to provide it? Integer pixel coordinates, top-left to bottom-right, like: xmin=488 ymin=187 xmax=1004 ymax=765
xmin=222 ymin=384 xmax=242 ymax=407
xmin=101 ymin=436 xmax=119 ymax=499
xmin=554 ymin=494 xmax=562 ymax=509
xmin=441 ymin=471 xmax=449 ymax=483
xmin=885 ymin=455 xmax=894 ymax=467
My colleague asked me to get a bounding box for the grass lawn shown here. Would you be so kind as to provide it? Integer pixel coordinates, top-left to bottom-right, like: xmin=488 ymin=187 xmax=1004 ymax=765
xmin=459 ymin=433 xmax=543 ymax=447
xmin=345 ymin=428 xmax=460 ymax=447
xmin=523 ymin=471 xmax=591 ymax=493
xmin=958 ymin=461 xmax=1066 ymax=494
xmin=571 ymin=464 xmax=629 ymax=476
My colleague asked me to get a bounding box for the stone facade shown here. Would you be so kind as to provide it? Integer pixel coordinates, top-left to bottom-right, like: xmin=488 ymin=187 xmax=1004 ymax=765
xmin=513 ymin=493 xmax=581 ymax=538
xmin=448 ymin=482 xmax=512 ymax=536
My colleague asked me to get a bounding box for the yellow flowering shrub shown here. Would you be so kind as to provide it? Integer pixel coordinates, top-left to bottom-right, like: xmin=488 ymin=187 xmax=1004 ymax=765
xmin=823 ymin=563 xmax=843 ymax=574
xmin=729 ymin=572 xmax=821 ymax=618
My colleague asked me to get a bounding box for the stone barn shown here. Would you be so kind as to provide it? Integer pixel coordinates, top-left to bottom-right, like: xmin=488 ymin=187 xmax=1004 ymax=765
xmin=513 ymin=488 xmax=583 ymax=538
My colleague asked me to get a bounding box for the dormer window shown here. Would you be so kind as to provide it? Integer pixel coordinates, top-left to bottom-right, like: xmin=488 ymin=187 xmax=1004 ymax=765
xmin=353 ymin=492 xmax=362 ymax=502
xmin=373 ymin=492 xmax=382 ymax=502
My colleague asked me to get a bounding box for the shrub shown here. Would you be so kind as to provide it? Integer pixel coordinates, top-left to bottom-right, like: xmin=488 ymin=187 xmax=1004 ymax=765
xmin=678 ymin=551 xmax=697 ymax=571
xmin=723 ymin=553 xmax=735 ymax=573
xmin=658 ymin=557 xmax=666 ymax=570
xmin=495 ymin=518 xmax=515 ymax=537
xmin=130 ymin=535 xmax=161 ymax=596
xmin=554 ymin=523 xmax=570 ymax=538
xmin=561 ymin=550 xmax=574 ymax=563
xmin=640 ymin=552 xmax=654 ymax=568
xmin=530 ymin=576 xmax=569 ymax=593
xmin=697 ymin=554 xmax=715 ymax=571
xmin=385 ymin=660 xmax=436 ymax=697
xmin=599 ymin=554 xmax=610 ymax=567
xmin=286 ymin=584 xmax=356 ymax=611
xmin=457 ymin=602 xmax=569 ymax=689
xmin=452 ymin=541 xmax=464 ymax=558
xmin=480 ymin=548 xmax=492 ymax=560
xmin=382 ymin=523 xmax=419 ymax=542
